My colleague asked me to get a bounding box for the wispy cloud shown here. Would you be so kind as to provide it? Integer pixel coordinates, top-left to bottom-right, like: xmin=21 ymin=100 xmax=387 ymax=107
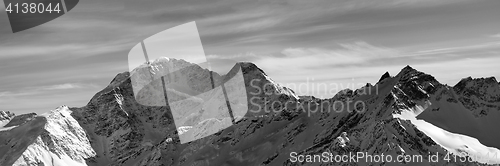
xmin=1 ymin=0 xmax=499 ymax=113
xmin=0 ymin=82 xmax=101 ymax=114
xmin=491 ymin=33 xmax=500 ymax=38
xmin=35 ymin=83 xmax=85 ymax=91
xmin=210 ymin=40 xmax=500 ymax=86
xmin=415 ymin=41 xmax=500 ymax=55
xmin=0 ymin=44 xmax=88 ymax=58
xmin=0 ymin=91 xmax=36 ymax=98
xmin=207 ymin=52 xmax=260 ymax=60
xmin=0 ymin=41 xmax=131 ymax=59
xmin=0 ymin=83 xmax=91 ymax=98
xmin=260 ymin=41 xmax=400 ymax=69
xmin=236 ymin=40 xmax=500 ymax=97
xmin=283 ymin=42 xmax=400 ymax=59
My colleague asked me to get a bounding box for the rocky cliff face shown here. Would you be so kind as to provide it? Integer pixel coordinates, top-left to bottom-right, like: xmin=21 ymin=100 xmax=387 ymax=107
xmin=281 ymin=65 xmax=454 ymax=166
xmin=417 ymin=75 xmax=500 ymax=153
xmin=453 ymin=77 xmax=500 ymax=117
xmin=68 ymin=59 xmax=300 ymax=166
xmin=1 ymin=60 xmax=499 ymax=166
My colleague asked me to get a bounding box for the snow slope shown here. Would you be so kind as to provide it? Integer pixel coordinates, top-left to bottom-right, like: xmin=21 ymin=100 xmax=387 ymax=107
xmin=0 ymin=106 xmax=95 ymax=166
xmin=387 ymin=66 xmax=500 ymax=164
xmin=395 ymin=104 xmax=500 ymax=164
xmin=417 ymin=77 xmax=500 ymax=150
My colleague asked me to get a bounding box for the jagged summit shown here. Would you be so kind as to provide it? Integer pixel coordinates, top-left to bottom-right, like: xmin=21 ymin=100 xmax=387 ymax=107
xmin=453 ymin=76 xmax=500 ymax=103
xmin=394 ymin=65 xmax=440 ymax=87
xmin=396 ymin=65 xmax=422 ymax=79
xmin=108 ymin=72 xmax=130 ymax=88
xmin=233 ymin=62 xmax=298 ymax=100
xmin=130 ymin=57 xmax=212 ymax=75
xmin=454 ymin=76 xmax=499 ymax=92
xmin=455 ymin=76 xmax=498 ymax=87
xmin=67 ymin=59 xmax=303 ymax=165
xmin=222 ymin=62 xmax=264 ymax=81
xmin=92 ymin=59 xmax=298 ymax=109
xmin=383 ymin=66 xmax=441 ymax=104
xmin=236 ymin=62 xmax=267 ymax=76
xmin=119 ymin=61 xmax=266 ymax=88
xmin=131 ymin=57 xmax=179 ymax=72
xmin=4 ymin=61 xmax=500 ymax=165
xmin=378 ymin=71 xmax=391 ymax=82
xmin=398 ymin=65 xmax=417 ymax=76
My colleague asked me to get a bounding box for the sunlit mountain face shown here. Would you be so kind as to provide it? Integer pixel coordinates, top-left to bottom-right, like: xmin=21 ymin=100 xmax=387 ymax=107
xmin=1 ymin=58 xmax=499 ymax=165
xmin=1 ymin=1 xmax=500 ymax=166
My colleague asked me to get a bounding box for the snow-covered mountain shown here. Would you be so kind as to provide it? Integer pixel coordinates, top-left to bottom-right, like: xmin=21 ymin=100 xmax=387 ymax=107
xmin=417 ymin=75 xmax=500 ymax=155
xmin=0 ymin=106 xmax=95 ymax=166
xmin=1 ymin=59 xmax=499 ymax=166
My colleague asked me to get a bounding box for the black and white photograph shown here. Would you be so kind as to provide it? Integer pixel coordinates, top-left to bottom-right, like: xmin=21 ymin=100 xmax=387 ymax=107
xmin=1 ymin=0 xmax=500 ymax=165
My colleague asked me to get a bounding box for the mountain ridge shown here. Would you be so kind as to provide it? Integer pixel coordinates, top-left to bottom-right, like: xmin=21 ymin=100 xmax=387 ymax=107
xmin=1 ymin=61 xmax=499 ymax=166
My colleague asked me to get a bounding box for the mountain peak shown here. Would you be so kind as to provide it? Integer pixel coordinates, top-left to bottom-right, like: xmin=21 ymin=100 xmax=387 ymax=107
xmin=455 ymin=76 xmax=472 ymax=86
xmin=109 ymin=72 xmax=130 ymax=87
xmin=394 ymin=65 xmax=439 ymax=85
xmin=485 ymin=76 xmax=498 ymax=84
xmin=397 ymin=65 xmax=419 ymax=77
xmin=452 ymin=76 xmax=500 ymax=117
xmin=228 ymin=62 xmax=298 ymax=100
xmin=236 ymin=62 xmax=267 ymax=76
xmin=378 ymin=71 xmax=391 ymax=82
xmin=399 ymin=65 xmax=418 ymax=75
xmin=7 ymin=59 xmax=500 ymax=165
xmin=454 ymin=76 xmax=498 ymax=88
xmin=454 ymin=76 xmax=499 ymax=93
xmin=403 ymin=65 xmax=414 ymax=70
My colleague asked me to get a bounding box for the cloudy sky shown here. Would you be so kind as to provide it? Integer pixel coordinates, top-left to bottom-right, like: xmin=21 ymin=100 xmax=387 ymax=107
xmin=1 ymin=0 xmax=500 ymax=115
